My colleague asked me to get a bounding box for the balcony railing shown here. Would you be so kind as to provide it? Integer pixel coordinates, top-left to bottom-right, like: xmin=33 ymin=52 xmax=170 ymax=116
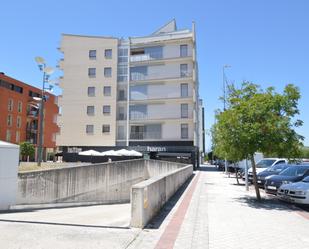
xmin=130 ymin=131 xmax=162 ymax=140
xmin=130 ymin=51 xmax=163 ymax=62
xmin=129 ymin=113 xmax=193 ymax=120
xmin=130 ymin=51 xmax=191 ymax=63
xmin=27 ymin=110 xmax=39 ymax=118
xmin=130 ymin=71 xmax=192 ymax=81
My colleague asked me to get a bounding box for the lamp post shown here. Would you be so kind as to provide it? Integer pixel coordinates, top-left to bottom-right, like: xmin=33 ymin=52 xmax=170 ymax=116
xmin=34 ymin=57 xmax=54 ymax=166
xmin=222 ymin=65 xmax=231 ymax=174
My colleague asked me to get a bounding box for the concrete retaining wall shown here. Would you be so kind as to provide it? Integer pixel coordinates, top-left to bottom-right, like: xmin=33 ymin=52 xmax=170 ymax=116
xmin=130 ymin=164 xmax=193 ymax=228
xmin=17 ymin=159 xmax=147 ymax=204
xmin=145 ymin=159 xmax=187 ymax=178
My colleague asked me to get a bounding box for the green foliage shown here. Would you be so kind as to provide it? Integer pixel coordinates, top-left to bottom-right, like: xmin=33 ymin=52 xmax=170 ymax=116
xmin=20 ymin=142 xmax=35 ymax=159
xmin=301 ymin=146 xmax=309 ymax=159
xmin=212 ymin=82 xmax=304 ymax=200
xmin=213 ymin=82 xmax=303 ymax=161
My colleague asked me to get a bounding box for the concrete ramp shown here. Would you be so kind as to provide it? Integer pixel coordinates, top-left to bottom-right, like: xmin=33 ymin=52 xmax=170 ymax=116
xmin=0 ymin=203 xmax=131 ymax=228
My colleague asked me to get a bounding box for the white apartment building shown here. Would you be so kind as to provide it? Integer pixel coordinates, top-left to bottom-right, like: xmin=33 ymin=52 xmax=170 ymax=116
xmin=56 ymin=20 xmax=205 ymax=165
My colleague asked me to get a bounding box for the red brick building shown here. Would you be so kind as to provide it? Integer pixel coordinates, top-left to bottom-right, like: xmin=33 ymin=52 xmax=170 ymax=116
xmin=0 ymin=72 xmax=59 ymax=160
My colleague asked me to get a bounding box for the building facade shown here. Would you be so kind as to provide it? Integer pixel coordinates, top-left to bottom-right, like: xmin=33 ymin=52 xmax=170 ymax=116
xmin=57 ymin=20 xmax=205 ymax=163
xmin=0 ymin=72 xmax=59 ymax=160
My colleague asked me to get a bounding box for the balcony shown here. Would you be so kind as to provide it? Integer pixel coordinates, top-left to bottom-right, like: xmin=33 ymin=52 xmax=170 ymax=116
xmin=130 ymin=71 xmax=192 ymax=82
xmin=129 ymin=112 xmax=193 ymax=121
xmin=130 ymin=131 xmax=162 ymax=140
xmin=26 ymin=127 xmax=38 ymax=134
xmin=27 ymin=110 xmax=39 ymax=118
xmin=130 ymin=51 xmax=163 ymax=62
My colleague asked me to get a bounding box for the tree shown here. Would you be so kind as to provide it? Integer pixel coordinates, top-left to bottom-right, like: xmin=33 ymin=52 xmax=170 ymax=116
xmin=300 ymin=146 xmax=309 ymax=159
xmin=212 ymin=82 xmax=303 ymax=201
xmin=20 ymin=142 xmax=35 ymax=162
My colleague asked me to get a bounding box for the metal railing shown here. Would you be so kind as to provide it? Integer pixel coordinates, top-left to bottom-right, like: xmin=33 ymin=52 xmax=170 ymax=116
xmin=27 ymin=110 xmax=39 ymax=117
xmin=129 ymin=113 xmax=193 ymax=120
xmin=130 ymin=71 xmax=192 ymax=81
xmin=130 ymin=131 xmax=162 ymax=140
xmin=130 ymin=51 xmax=191 ymax=63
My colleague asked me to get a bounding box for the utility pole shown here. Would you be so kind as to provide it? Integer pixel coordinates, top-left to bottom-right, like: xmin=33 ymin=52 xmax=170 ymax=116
xmin=222 ymin=65 xmax=231 ymax=174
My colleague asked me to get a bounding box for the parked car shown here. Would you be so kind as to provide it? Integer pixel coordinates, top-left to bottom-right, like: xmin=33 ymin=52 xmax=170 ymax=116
xmin=277 ymin=176 xmax=309 ymax=205
xmin=265 ymin=164 xmax=309 ymax=195
xmin=215 ymin=159 xmax=226 ymax=171
xmin=256 ymin=164 xmax=290 ymax=188
xmin=248 ymin=158 xmax=288 ymax=183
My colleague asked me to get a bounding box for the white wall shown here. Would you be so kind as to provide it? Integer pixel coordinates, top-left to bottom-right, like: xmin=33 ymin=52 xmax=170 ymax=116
xmin=57 ymin=35 xmax=119 ymax=146
xmin=163 ymin=43 xmax=193 ymax=58
xmin=0 ymin=141 xmax=19 ymax=210
xmin=162 ymin=120 xmax=194 ymax=140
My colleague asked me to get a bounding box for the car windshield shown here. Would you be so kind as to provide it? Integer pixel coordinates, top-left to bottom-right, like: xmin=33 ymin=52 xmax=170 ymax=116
xmin=266 ymin=164 xmax=288 ymax=172
xmin=256 ymin=159 xmax=276 ymax=168
xmin=279 ymin=166 xmax=309 ymax=177
xmin=302 ymin=176 xmax=309 ymax=183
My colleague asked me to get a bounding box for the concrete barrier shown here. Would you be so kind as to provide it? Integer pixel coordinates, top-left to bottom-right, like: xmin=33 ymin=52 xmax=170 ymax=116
xmin=0 ymin=141 xmax=19 ymax=210
xmin=145 ymin=159 xmax=186 ymax=177
xmin=130 ymin=164 xmax=193 ymax=228
xmin=17 ymin=159 xmax=146 ymax=204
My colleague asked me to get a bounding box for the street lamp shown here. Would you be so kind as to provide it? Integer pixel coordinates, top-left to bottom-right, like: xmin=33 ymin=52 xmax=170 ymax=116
xmin=222 ymin=65 xmax=231 ymax=174
xmin=34 ymin=56 xmax=55 ymax=166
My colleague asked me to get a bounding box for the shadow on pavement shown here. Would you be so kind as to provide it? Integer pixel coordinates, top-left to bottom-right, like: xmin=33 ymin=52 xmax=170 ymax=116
xmin=198 ymin=165 xmax=219 ymax=172
xmin=145 ymin=174 xmax=195 ymax=230
xmin=0 ymin=219 xmax=130 ymax=229
xmin=232 ymin=195 xmax=298 ymax=212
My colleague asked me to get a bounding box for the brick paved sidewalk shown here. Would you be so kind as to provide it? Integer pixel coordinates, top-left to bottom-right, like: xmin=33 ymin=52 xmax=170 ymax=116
xmin=129 ymin=164 xmax=309 ymax=249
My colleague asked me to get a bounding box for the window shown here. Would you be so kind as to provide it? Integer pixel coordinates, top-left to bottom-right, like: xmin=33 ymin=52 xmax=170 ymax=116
xmin=103 ymin=105 xmax=111 ymax=114
xmin=86 ymin=125 xmax=94 ymax=134
xmin=180 ymin=44 xmax=188 ymax=57
xmin=118 ymin=48 xmax=128 ymax=63
xmin=29 ymin=90 xmax=41 ymax=98
xmin=118 ymin=106 xmax=125 ymax=120
xmin=130 ymin=66 xmax=148 ymax=81
xmin=145 ymin=46 xmax=163 ymax=59
xmin=8 ymin=99 xmax=13 ymax=111
xmin=117 ymin=65 xmax=128 ymax=82
xmin=17 ymin=101 xmax=22 ymax=113
xmin=88 ymin=68 xmax=96 ymax=78
xmin=87 ymin=106 xmax=95 ymax=115
xmin=102 ymin=124 xmax=110 ymax=133
xmin=6 ymin=130 xmax=11 ymax=142
xmin=17 ymin=116 xmax=22 ymax=128
xmin=0 ymin=80 xmax=23 ymax=93
xmin=105 ymin=49 xmax=112 ymax=59
xmin=117 ymin=126 xmax=125 ymax=139
xmin=130 ymin=105 xmax=147 ymax=119
xmin=181 ymin=124 xmax=189 ymax=139
xmin=181 ymin=103 xmax=189 ymax=118
xmin=130 ymin=85 xmax=147 ymax=100
xmin=118 ymin=89 xmax=126 ymax=101
xmin=181 ymin=83 xmax=189 ymax=97
xmin=180 ymin=64 xmax=188 ymax=77
xmin=103 ymin=86 xmax=111 ymax=96
xmin=16 ymin=131 xmax=20 ymax=143
xmin=89 ymin=50 xmax=96 ymax=59
xmin=7 ymin=114 xmax=13 ymax=126
xmin=88 ymin=87 xmax=95 ymax=97
xmin=104 ymin=67 xmax=112 ymax=77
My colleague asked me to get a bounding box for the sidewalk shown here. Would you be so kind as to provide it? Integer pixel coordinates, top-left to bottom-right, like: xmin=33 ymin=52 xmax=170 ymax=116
xmin=129 ymin=164 xmax=309 ymax=249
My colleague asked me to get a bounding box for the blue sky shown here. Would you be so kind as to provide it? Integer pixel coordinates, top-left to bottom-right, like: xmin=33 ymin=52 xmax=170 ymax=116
xmin=1 ymin=0 xmax=309 ymax=148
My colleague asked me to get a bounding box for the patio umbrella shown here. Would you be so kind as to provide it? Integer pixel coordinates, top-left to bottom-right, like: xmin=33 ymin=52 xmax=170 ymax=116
xmin=78 ymin=150 xmax=102 ymax=156
xmin=101 ymin=150 xmax=121 ymax=156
